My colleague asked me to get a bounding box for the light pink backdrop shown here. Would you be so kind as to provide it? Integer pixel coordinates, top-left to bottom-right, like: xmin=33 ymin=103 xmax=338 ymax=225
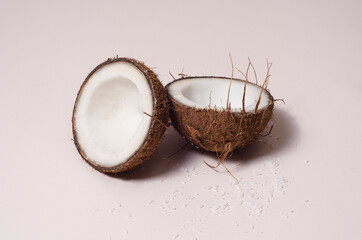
xmin=1 ymin=0 xmax=361 ymax=239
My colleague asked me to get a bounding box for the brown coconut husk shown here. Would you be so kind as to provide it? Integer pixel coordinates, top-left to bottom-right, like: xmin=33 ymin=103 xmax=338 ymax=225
xmin=168 ymin=86 xmax=274 ymax=154
xmin=166 ymin=61 xmax=274 ymax=170
xmin=72 ymin=57 xmax=169 ymax=173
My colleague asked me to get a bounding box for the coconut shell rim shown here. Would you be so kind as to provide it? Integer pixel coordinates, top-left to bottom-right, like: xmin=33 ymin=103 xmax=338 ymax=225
xmin=165 ymin=76 xmax=274 ymax=113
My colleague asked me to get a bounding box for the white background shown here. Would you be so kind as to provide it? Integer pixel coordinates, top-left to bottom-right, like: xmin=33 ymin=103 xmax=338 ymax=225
xmin=1 ymin=0 xmax=361 ymax=239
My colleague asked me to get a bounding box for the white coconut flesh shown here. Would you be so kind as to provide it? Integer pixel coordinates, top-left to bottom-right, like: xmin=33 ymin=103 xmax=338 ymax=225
xmin=74 ymin=62 xmax=153 ymax=167
xmin=167 ymin=77 xmax=271 ymax=112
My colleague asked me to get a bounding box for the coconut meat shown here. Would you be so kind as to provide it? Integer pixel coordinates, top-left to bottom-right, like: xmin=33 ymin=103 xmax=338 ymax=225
xmin=167 ymin=77 xmax=271 ymax=112
xmin=74 ymin=62 xmax=153 ymax=167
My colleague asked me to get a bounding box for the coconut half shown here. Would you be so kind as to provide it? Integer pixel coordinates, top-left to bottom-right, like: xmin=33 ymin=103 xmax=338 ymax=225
xmin=72 ymin=57 xmax=169 ymax=173
xmin=166 ymin=76 xmax=274 ymax=156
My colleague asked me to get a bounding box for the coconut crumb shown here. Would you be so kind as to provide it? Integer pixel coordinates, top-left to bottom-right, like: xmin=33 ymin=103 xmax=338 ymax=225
xmin=212 ymin=203 xmax=231 ymax=215
xmin=192 ymin=227 xmax=202 ymax=234
xmin=203 ymin=186 xmax=213 ymax=191
xmin=282 ymin=212 xmax=289 ymax=219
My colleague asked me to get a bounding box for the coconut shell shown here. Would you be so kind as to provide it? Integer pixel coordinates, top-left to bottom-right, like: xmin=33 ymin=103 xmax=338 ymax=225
xmin=166 ymin=77 xmax=274 ymax=157
xmin=72 ymin=57 xmax=169 ymax=173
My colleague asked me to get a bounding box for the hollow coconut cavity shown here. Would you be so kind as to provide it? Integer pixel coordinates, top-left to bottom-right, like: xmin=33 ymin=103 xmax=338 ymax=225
xmin=72 ymin=57 xmax=169 ymax=173
xmin=166 ymin=76 xmax=274 ymax=158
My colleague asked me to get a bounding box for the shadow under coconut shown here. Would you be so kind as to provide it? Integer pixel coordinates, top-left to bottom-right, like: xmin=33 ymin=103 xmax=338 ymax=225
xmin=197 ymin=107 xmax=300 ymax=166
xmin=105 ymin=127 xmax=193 ymax=180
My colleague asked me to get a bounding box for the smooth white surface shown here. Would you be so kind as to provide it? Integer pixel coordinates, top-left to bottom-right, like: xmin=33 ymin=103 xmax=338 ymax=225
xmin=167 ymin=77 xmax=271 ymax=112
xmin=1 ymin=0 xmax=362 ymax=240
xmin=75 ymin=61 xmax=153 ymax=167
